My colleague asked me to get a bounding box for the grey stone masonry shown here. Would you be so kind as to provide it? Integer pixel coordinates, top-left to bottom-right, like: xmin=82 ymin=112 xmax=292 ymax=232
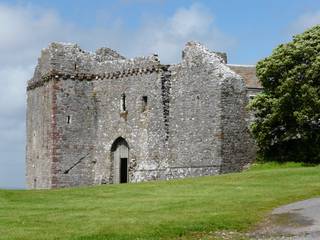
xmin=26 ymin=41 xmax=258 ymax=189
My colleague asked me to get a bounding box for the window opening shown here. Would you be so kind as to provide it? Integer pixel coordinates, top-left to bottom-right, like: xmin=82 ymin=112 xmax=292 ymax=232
xmin=120 ymin=93 xmax=126 ymax=112
xmin=33 ymin=178 xmax=37 ymax=188
xmin=142 ymin=96 xmax=148 ymax=112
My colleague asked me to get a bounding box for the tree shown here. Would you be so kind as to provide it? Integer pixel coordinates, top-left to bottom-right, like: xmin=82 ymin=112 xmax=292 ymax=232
xmin=249 ymin=25 xmax=320 ymax=163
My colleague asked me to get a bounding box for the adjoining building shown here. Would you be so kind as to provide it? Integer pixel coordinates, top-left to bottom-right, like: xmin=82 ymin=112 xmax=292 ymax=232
xmin=26 ymin=42 xmax=262 ymax=189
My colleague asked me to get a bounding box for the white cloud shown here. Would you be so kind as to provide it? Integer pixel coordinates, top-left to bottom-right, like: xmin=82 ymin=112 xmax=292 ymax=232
xmin=0 ymin=4 xmax=70 ymax=67
xmin=129 ymin=3 xmax=234 ymax=63
xmin=0 ymin=2 xmax=232 ymax=188
xmin=170 ymin=4 xmax=213 ymax=37
xmin=288 ymin=10 xmax=320 ymax=35
xmin=0 ymin=4 xmax=66 ymax=188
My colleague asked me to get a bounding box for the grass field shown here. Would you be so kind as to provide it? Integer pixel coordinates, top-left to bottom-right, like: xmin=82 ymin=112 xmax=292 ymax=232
xmin=0 ymin=163 xmax=320 ymax=240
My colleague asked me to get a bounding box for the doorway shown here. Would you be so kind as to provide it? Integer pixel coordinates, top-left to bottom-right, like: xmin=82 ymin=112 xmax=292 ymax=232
xmin=120 ymin=158 xmax=128 ymax=183
xmin=111 ymin=137 xmax=129 ymax=184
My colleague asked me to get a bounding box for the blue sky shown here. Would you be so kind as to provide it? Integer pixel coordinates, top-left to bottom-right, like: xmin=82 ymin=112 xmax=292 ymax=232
xmin=0 ymin=0 xmax=319 ymax=188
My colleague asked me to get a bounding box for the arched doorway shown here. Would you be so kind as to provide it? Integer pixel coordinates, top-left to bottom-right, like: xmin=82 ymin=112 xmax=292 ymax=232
xmin=111 ymin=137 xmax=129 ymax=183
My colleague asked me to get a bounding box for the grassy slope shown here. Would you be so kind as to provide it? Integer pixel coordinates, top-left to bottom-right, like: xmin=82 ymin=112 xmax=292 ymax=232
xmin=0 ymin=164 xmax=319 ymax=240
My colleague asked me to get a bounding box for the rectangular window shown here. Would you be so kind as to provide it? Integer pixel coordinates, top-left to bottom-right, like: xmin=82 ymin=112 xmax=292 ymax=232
xmin=142 ymin=96 xmax=148 ymax=112
xmin=120 ymin=93 xmax=126 ymax=112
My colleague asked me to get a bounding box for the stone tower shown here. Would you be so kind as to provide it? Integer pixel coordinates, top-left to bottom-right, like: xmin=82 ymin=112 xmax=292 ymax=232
xmin=26 ymin=41 xmax=255 ymax=189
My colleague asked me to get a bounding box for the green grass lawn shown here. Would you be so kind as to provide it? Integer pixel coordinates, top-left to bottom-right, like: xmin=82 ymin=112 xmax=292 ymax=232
xmin=1 ymin=163 xmax=320 ymax=240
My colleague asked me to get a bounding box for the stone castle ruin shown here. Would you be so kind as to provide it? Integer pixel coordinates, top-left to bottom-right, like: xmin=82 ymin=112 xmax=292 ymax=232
xmin=26 ymin=42 xmax=261 ymax=189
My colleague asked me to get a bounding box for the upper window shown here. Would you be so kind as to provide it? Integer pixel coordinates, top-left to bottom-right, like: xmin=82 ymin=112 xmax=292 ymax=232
xmin=120 ymin=93 xmax=126 ymax=112
xmin=142 ymin=96 xmax=148 ymax=112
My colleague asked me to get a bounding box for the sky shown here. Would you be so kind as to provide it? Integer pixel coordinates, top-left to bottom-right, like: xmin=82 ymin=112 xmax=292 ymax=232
xmin=0 ymin=0 xmax=319 ymax=189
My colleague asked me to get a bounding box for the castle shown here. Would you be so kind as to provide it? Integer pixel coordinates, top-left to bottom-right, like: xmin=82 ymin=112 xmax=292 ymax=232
xmin=26 ymin=42 xmax=261 ymax=189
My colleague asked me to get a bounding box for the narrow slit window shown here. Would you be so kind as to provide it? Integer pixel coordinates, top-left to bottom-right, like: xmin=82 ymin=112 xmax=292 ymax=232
xmin=67 ymin=115 xmax=71 ymax=124
xmin=142 ymin=96 xmax=148 ymax=112
xmin=33 ymin=178 xmax=37 ymax=188
xmin=120 ymin=93 xmax=126 ymax=112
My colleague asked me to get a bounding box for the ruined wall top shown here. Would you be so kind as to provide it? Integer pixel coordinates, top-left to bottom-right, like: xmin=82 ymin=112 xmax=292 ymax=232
xmin=27 ymin=41 xmax=260 ymax=91
xmin=182 ymin=41 xmax=227 ymax=65
xmin=181 ymin=41 xmax=243 ymax=85
xmin=28 ymin=42 xmax=160 ymax=87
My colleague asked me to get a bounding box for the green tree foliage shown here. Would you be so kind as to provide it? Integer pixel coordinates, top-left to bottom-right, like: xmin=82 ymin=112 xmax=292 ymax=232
xmin=249 ymin=25 xmax=320 ymax=163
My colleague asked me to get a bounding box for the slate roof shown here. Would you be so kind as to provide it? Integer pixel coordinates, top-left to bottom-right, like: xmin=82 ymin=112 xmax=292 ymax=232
xmin=228 ymin=64 xmax=262 ymax=89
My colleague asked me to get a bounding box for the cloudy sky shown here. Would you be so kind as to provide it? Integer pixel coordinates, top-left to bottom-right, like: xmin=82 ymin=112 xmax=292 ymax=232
xmin=0 ymin=0 xmax=319 ymax=189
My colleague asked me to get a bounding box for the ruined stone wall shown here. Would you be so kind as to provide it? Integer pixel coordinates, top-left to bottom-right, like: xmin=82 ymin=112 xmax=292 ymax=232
xmin=26 ymin=41 xmax=257 ymax=189
xmin=227 ymin=64 xmax=262 ymax=162
xmin=26 ymin=44 xmax=100 ymax=188
xmin=219 ymin=70 xmax=252 ymax=173
xmin=168 ymin=42 xmax=252 ymax=177
xmin=168 ymin=43 xmax=224 ymax=178
xmin=91 ymin=61 xmax=168 ymax=184
xmin=27 ymin=43 xmax=169 ymax=188
xmin=26 ymin=81 xmax=55 ymax=189
xmin=52 ymin=79 xmax=97 ymax=188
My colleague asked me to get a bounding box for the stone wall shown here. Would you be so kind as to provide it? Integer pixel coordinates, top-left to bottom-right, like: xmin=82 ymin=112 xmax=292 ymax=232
xmin=219 ymin=70 xmax=252 ymax=173
xmin=26 ymin=42 xmax=257 ymax=189
xmin=168 ymin=42 xmax=252 ymax=177
xmin=168 ymin=43 xmax=223 ymax=178
xmin=52 ymin=79 xmax=96 ymax=188
xmin=26 ymin=81 xmax=55 ymax=189
xmin=92 ymin=66 xmax=168 ymax=184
